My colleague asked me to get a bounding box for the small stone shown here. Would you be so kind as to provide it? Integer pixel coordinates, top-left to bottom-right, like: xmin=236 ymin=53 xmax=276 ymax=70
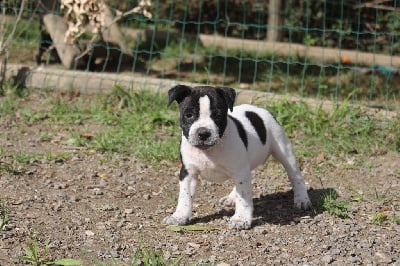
xmin=254 ymin=227 xmax=268 ymax=235
xmin=54 ymin=183 xmax=67 ymax=189
xmin=124 ymin=208 xmax=134 ymax=214
xmin=322 ymin=255 xmax=334 ymax=264
xmin=69 ymin=195 xmax=79 ymax=202
xmin=60 ymin=192 xmax=68 ymax=200
xmin=331 ymin=248 xmax=341 ymax=255
xmin=99 ymin=179 xmax=107 ymax=186
xmin=143 ymin=194 xmax=151 ymax=200
xmin=110 ymin=250 xmax=119 ymax=258
xmin=85 ymin=230 xmax=94 ymax=237
xmin=93 ymin=188 xmax=103 ymax=195
xmin=101 ymin=204 xmax=115 ymax=211
xmin=350 ymin=256 xmax=361 ymax=264
xmin=375 ymin=252 xmax=392 ymax=263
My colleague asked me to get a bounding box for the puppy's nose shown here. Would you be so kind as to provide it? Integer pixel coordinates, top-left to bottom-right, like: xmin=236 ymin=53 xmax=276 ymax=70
xmin=197 ymin=127 xmax=211 ymax=141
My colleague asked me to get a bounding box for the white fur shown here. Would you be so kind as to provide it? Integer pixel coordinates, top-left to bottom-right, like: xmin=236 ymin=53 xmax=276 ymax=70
xmin=188 ymin=96 xmax=219 ymax=146
xmin=163 ymin=103 xmax=311 ymax=230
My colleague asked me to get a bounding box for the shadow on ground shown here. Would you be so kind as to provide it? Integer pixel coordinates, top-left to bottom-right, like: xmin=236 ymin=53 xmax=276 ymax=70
xmin=191 ymin=188 xmax=335 ymax=227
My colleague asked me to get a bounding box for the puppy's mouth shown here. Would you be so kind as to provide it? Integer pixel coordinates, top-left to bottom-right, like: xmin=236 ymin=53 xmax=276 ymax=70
xmin=189 ymin=138 xmax=220 ymax=150
xmin=193 ymin=143 xmax=215 ymax=150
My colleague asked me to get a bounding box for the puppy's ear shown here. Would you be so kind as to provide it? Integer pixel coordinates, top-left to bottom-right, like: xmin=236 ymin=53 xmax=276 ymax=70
xmin=168 ymin=85 xmax=192 ymax=106
xmin=216 ymin=87 xmax=236 ymax=111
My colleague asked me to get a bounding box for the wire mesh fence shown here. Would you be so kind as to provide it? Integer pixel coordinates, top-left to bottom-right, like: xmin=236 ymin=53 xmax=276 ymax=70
xmin=1 ymin=0 xmax=399 ymax=110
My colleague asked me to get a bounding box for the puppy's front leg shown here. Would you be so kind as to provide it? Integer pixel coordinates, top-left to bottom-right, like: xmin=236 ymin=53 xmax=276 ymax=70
xmin=229 ymin=171 xmax=253 ymax=230
xmin=163 ymin=167 xmax=197 ymax=225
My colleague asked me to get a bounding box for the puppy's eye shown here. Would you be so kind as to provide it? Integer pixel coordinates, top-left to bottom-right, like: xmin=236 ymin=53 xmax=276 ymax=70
xmin=184 ymin=113 xmax=194 ymax=119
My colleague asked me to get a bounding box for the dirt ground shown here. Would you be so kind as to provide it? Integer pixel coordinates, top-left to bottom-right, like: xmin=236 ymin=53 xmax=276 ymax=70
xmin=0 ymin=92 xmax=399 ymax=265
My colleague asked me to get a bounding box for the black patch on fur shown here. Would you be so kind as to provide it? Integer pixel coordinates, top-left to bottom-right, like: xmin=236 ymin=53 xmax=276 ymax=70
xmin=245 ymin=111 xmax=267 ymax=144
xmin=179 ymin=163 xmax=189 ymax=181
xmin=229 ymin=115 xmax=248 ymax=149
xmin=168 ymin=85 xmax=192 ymax=106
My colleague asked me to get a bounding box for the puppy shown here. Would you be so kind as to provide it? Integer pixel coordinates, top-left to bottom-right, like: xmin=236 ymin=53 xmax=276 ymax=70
xmin=163 ymin=85 xmax=311 ymax=229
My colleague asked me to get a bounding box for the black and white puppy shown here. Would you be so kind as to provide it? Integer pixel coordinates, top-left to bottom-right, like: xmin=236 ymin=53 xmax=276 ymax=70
xmin=164 ymin=85 xmax=311 ymax=229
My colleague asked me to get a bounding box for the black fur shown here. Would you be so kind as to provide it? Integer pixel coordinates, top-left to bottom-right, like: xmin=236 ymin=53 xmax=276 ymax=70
xmin=179 ymin=163 xmax=189 ymax=181
xmin=229 ymin=115 xmax=248 ymax=149
xmin=245 ymin=111 xmax=267 ymax=144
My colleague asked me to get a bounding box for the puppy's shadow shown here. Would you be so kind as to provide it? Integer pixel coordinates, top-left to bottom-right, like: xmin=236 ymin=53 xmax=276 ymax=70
xmin=191 ymin=188 xmax=336 ymax=226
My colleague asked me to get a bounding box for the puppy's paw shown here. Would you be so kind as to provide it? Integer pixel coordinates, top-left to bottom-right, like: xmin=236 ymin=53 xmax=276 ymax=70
xmin=219 ymin=195 xmax=235 ymax=207
xmin=163 ymin=215 xmax=190 ymax=226
xmin=229 ymin=215 xmax=252 ymax=230
xmin=294 ymin=193 xmax=312 ymax=210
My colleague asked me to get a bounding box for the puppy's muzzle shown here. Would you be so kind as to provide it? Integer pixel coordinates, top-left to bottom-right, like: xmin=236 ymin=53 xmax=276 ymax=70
xmin=191 ymin=127 xmax=218 ymax=149
xmin=197 ymin=127 xmax=212 ymax=141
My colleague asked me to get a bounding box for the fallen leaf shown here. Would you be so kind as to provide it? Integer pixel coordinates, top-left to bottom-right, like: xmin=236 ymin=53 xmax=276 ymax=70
xmin=167 ymin=225 xmax=217 ymax=232
xmin=316 ymin=151 xmax=325 ymax=164
xmin=99 ymin=173 xmax=110 ymax=179
xmin=80 ymin=132 xmax=94 ymax=140
xmin=379 ymin=206 xmax=392 ymax=212
xmin=52 ymin=258 xmax=83 ymax=266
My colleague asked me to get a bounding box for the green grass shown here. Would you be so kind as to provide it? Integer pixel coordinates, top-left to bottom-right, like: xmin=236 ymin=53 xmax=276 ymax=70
xmin=19 ymin=237 xmax=82 ymax=266
xmin=267 ymin=97 xmax=400 ymax=159
xmin=320 ymin=190 xmax=351 ymax=219
xmin=372 ymin=212 xmax=388 ymax=225
xmin=131 ymin=245 xmax=184 ymax=266
xmin=6 ymin=18 xmax=40 ymax=64
xmin=0 ymin=84 xmax=399 ymax=168
xmin=84 ymin=241 xmax=184 ymax=266
xmin=85 ymin=86 xmax=181 ymax=161
xmin=18 ymin=239 xmax=50 ymax=265
xmin=0 ymin=96 xmax=17 ymax=117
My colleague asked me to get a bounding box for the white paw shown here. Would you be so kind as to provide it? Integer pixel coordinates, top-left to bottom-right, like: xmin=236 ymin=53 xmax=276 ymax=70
xmin=219 ymin=195 xmax=235 ymax=206
xmin=229 ymin=215 xmax=252 ymax=230
xmin=294 ymin=193 xmax=312 ymax=210
xmin=163 ymin=215 xmax=190 ymax=225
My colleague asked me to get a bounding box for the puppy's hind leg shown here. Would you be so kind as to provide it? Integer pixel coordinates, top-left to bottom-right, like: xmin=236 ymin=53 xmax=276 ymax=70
xmin=219 ymin=186 xmax=236 ymax=207
xmin=271 ymin=132 xmax=311 ymax=210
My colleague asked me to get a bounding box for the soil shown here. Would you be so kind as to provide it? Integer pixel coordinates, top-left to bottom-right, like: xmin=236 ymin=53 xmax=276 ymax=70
xmin=0 ymin=91 xmax=399 ymax=265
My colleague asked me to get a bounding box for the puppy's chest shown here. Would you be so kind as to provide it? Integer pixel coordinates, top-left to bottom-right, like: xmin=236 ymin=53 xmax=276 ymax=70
xmin=185 ymin=150 xmax=230 ymax=183
xmin=199 ymin=160 xmax=230 ymax=183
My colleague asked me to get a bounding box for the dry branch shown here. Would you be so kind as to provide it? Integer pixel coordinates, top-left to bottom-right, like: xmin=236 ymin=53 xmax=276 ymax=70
xmin=0 ymin=0 xmax=26 ymax=92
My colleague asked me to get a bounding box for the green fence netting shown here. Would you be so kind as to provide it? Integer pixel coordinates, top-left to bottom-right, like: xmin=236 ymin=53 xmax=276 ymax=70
xmin=1 ymin=0 xmax=399 ymax=110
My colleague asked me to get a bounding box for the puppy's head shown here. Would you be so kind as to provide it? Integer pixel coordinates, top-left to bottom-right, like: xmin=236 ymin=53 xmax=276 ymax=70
xmin=168 ymin=85 xmax=236 ymax=149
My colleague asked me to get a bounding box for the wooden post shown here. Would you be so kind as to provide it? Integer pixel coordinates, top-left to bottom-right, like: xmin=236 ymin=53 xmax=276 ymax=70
xmin=267 ymin=0 xmax=282 ymax=42
xmin=42 ymin=14 xmax=81 ymax=69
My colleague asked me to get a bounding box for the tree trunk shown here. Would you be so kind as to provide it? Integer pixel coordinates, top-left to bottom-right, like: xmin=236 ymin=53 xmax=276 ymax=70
xmin=267 ymin=0 xmax=282 ymax=42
